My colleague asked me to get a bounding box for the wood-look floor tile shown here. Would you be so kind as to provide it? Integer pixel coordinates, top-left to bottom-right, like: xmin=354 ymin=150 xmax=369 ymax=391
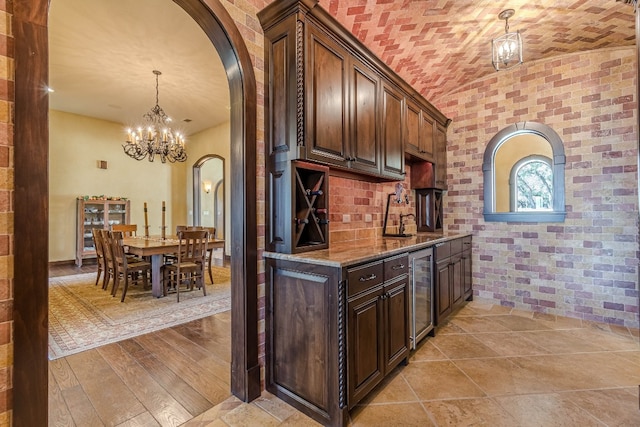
xmin=124 ymin=347 xmax=213 ymax=417
xmin=61 ymin=384 xmax=105 ymax=426
xmin=402 ymin=361 xmax=485 ymax=401
xmin=531 ymin=312 xmax=584 ymax=329
xmin=154 ymin=327 xmax=230 ymax=385
xmin=569 ymin=327 xmax=640 ymax=351
xmin=134 ymin=333 xmax=230 ymax=407
xmin=65 ymin=349 xmax=145 ymax=425
xmin=431 ymin=333 xmax=499 ymax=359
xmin=612 ymin=349 xmax=640 ymax=367
xmin=350 ymin=402 xmax=435 ymax=427
xmin=115 ymin=411 xmax=161 ymax=427
xmin=49 ymin=358 xmax=80 ymax=390
xmin=48 ymin=369 xmax=75 ymax=427
xmin=559 ymin=388 xmax=640 ymax=426
xmin=423 ymin=397 xmax=518 ymax=427
xmin=97 ymin=343 xmax=193 ymax=426
xmin=494 ymin=393 xmax=605 ymax=426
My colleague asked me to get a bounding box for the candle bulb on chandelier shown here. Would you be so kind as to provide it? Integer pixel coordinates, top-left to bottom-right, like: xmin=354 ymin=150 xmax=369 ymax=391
xmin=162 ymin=129 xmax=168 ymax=143
xmin=126 ymin=129 xmax=132 ymax=143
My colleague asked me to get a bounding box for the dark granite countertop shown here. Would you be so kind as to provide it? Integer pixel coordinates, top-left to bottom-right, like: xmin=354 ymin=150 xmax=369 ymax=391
xmin=263 ymin=232 xmax=471 ymax=268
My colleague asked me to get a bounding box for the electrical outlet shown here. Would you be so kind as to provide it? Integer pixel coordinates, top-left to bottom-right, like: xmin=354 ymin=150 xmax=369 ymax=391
xmin=365 ymin=214 xmax=372 ymax=222
xmin=343 ymin=214 xmax=350 ymax=223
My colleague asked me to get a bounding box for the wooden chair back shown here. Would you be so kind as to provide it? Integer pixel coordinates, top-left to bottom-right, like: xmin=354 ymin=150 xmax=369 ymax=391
xmin=99 ymin=229 xmax=115 ymax=290
xmin=91 ymin=228 xmax=106 ymax=286
xmin=176 ymin=230 xmax=209 ymax=264
xmin=112 ymin=224 xmax=137 ymax=237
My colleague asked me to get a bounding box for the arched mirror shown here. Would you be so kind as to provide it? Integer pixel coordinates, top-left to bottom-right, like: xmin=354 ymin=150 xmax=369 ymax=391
xmin=193 ymin=154 xmax=225 ymax=238
xmin=483 ymin=122 xmax=566 ymax=222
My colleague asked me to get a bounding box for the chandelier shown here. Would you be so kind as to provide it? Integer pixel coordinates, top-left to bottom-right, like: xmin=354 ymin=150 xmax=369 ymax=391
xmin=123 ymin=70 xmax=187 ymax=163
xmin=491 ymin=9 xmax=523 ymax=71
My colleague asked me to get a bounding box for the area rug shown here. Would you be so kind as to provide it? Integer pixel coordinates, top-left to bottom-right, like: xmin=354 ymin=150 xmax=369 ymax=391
xmin=48 ymin=267 xmax=231 ymax=359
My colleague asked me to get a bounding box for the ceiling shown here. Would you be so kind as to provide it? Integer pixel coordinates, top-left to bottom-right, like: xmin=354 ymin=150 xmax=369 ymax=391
xmin=49 ymin=0 xmax=635 ymax=135
xmin=318 ymin=0 xmax=636 ymax=103
xmin=48 ymin=0 xmax=229 ymax=137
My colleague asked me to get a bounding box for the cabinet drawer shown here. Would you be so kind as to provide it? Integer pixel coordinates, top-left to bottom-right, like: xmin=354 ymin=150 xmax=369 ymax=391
xmin=450 ymin=238 xmax=463 ymax=255
xmin=435 ymin=241 xmax=451 ymax=260
xmin=348 ymin=261 xmax=383 ymax=297
xmin=383 ymin=254 xmax=408 ymax=281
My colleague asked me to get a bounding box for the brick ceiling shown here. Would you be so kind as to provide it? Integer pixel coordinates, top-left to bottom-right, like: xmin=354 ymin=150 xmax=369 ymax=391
xmin=317 ymin=0 xmax=636 ymax=104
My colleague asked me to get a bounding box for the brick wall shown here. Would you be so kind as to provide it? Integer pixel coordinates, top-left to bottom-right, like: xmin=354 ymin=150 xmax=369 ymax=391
xmin=434 ymin=47 xmax=639 ymax=328
xmin=328 ymin=169 xmax=417 ymax=243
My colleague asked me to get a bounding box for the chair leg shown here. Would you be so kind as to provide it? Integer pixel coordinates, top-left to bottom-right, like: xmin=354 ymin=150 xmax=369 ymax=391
xmin=102 ymin=269 xmax=110 ymax=290
xmin=207 ymin=252 xmax=213 ymax=284
xmin=120 ymin=273 xmax=130 ymax=302
xmin=95 ymin=265 xmax=103 ymax=286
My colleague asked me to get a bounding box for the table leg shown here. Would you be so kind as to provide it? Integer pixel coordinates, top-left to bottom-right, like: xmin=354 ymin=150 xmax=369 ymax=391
xmin=150 ymin=254 xmax=163 ymax=297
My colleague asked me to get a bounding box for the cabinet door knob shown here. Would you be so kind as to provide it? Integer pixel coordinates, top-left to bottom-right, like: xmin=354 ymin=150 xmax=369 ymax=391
xmin=359 ymin=273 xmax=377 ymax=282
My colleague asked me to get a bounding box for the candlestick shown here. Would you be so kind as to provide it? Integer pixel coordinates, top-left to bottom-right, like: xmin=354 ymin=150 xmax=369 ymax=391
xmin=161 ymin=201 xmax=166 ymax=240
xmin=144 ymin=202 xmax=149 ymax=238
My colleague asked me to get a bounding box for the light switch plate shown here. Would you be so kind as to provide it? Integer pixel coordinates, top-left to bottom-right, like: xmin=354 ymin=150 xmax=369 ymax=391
xmin=343 ymin=214 xmax=350 ymax=223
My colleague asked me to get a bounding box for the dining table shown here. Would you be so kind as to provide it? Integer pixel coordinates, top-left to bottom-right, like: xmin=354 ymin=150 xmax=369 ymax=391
xmin=123 ymin=235 xmax=225 ymax=297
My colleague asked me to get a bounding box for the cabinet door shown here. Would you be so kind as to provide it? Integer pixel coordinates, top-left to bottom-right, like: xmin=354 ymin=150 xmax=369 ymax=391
xmin=434 ymin=123 xmax=447 ymax=189
xmin=405 ymin=98 xmax=421 ymax=157
xmin=380 ymin=81 xmax=405 ymax=179
xmin=451 ymin=253 xmax=464 ymax=306
xmin=383 ymin=277 xmax=409 ymax=372
xmin=349 ymin=57 xmax=380 ymax=175
xmin=406 ymin=99 xmax=435 ymax=162
xmin=306 ymin=24 xmax=349 ymax=167
xmin=420 ymin=112 xmax=435 ymax=159
xmin=348 ymin=287 xmax=384 ymax=408
xmin=435 ymin=259 xmax=452 ymax=324
xmin=462 ymin=248 xmax=472 ymax=298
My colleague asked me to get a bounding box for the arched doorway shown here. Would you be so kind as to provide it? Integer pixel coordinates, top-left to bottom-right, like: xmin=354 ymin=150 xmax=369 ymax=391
xmin=13 ymin=0 xmax=260 ymax=425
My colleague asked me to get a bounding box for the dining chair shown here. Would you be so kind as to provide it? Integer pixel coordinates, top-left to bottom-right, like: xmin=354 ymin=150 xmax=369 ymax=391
xmin=163 ymin=229 xmax=209 ymax=302
xmin=110 ymin=231 xmax=151 ymax=302
xmin=111 ymin=223 xmax=137 ymax=237
xmin=99 ymin=229 xmax=116 ymax=291
xmin=91 ymin=228 xmax=106 ymax=287
xmin=201 ymin=226 xmax=217 ymax=284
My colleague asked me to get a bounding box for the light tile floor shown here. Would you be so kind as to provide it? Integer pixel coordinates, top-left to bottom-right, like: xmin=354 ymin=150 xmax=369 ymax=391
xmin=183 ymin=299 xmax=640 ymax=426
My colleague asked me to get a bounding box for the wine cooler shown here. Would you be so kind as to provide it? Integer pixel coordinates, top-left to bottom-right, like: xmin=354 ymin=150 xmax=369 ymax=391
xmin=408 ymin=247 xmax=434 ymax=349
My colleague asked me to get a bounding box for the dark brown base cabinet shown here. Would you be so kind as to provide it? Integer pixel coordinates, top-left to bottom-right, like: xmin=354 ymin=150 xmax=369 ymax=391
xmin=265 ymin=253 xmax=409 ymax=426
xmin=435 ymin=236 xmax=472 ymax=325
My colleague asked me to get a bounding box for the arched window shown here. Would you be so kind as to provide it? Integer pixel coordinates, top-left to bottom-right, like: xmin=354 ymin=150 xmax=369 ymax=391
xmin=510 ymin=155 xmax=553 ymax=212
xmin=482 ymin=122 xmax=566 ymax=222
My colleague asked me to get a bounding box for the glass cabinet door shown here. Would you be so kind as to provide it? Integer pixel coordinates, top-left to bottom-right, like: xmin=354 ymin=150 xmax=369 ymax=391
xmin=82 ymin=202 xmax=104 ymax=252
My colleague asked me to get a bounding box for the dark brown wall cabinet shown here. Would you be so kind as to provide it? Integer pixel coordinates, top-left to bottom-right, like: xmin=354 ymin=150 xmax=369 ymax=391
xmin=259 ymin=0 xmax=448 ymax=181
xmin=435 ymin=236 xmax=472 ymax=325
xmin=404 ymin=97 xmax=435 ymax=162
xmin=265 ymin=252 xmax=409 ymax=426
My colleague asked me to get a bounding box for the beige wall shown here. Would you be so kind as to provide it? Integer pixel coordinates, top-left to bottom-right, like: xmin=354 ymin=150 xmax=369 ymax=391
xmin=49 ymin=109 xmax=183 ymax=262
xmin=185 ymin=121 xmax=231 ymax=253
xmin=494 ymin=133 xmax=553 ymax=212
